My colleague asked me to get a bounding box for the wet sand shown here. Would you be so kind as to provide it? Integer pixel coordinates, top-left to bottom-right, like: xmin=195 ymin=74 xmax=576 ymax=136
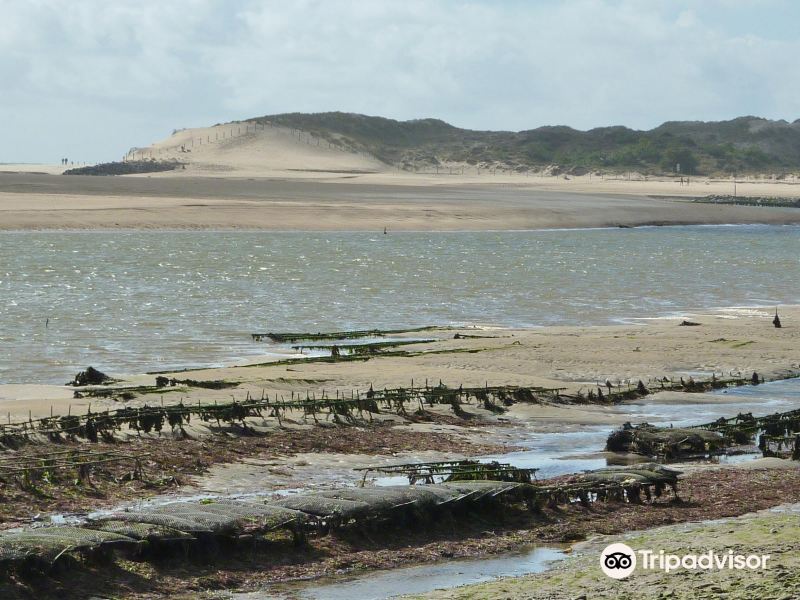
xmin=2 ymin=305 xmax=797 ymax=424
xmin=0 ymin=306 xmax=798 ymax=598
xmin=8 ymin=460 xmax=797 ymax=600
xmin=1 ymin=171 xmax=799 ymax=230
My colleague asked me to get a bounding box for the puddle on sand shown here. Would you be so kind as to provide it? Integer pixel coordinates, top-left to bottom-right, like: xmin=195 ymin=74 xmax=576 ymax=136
xmin=229 ymin=546 xmax=566 ymax=600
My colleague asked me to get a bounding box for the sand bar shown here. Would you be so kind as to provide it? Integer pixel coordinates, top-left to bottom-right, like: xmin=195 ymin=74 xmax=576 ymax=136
xmin=1 ymin=171 xmax=799 ymax=230
xmin=3 ymin=306 xmax=797 ymax=422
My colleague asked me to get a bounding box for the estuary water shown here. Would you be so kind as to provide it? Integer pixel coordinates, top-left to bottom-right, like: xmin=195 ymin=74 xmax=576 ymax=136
xmin=1 ymin=225 xmax=798 ymax=384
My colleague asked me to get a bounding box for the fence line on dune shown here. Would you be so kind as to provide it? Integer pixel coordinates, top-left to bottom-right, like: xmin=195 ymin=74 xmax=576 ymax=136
xmin=123 ymin=120 xmax=379 ymax=164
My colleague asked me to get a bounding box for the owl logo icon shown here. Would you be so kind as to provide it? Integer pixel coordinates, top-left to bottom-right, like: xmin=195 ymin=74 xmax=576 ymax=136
xmin=600 ymin=543 xmax=636 ymax=579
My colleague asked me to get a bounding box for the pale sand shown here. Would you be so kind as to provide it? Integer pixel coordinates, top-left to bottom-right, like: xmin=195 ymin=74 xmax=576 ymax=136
xmin=3 ymin=306 xmax=797 ymax=423
xmin=137 ymin=122 xmax=800 ymax=195
xmin=0 ymin=164 xmax=66 ymax=175
xmin=0 ymin=122 xmax=798 ymax=230
xmin=138 ymin=122 xmax=386 ymax=177
xmin=1 ymin=175 xmax=799 ymax=230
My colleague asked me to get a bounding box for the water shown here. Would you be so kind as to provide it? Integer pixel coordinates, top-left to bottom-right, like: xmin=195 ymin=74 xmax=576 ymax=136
xmin=360 ymin=379 xmax=800 ymax=489
xmin=485 ymin=378 xmax=800 ymax=477
xmin=233 ymin=546 xmax=566 ymax=600
xmin=269 ymin=379 xmax=800 ymax=599
xmin=1 ymin=225 xmax=798 ymax=384
xmin=35 ymin=378 xmax=800 ymax=599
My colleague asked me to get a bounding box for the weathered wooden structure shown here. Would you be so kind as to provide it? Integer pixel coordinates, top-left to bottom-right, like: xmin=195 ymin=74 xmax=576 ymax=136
xmin=355 ymin=460 xmax=538 ymax=485
xmin=0 ymin=462 xmax=680 ymax=578
xmin=607 ymin=401 xmax=800 ymax=460
xmin=606 ymin=423 xmax=727 ymax=458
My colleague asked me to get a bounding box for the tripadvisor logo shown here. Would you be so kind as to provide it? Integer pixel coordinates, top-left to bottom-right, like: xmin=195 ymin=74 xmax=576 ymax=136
xmin=600 ymin=542 xmax=770 ymax=580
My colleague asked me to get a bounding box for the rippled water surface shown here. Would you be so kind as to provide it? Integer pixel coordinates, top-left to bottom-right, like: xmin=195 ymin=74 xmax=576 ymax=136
xmin=1 ymin=225 xmax=798 ymax=383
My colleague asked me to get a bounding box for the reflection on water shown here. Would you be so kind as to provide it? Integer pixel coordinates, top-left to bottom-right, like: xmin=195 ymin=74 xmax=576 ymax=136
xmin=236 ymin=546 xmax=566 ymax=600
xmin=1 ymin=225 xmax=798 ymax=383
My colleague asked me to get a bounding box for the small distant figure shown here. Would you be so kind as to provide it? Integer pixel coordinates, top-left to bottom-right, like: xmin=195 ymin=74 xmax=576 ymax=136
xmin=45 ymin=318 xmax=49 ymax=328
xmin=383 ymin=226 xmax=387 ymax=235
xmin=773 ymin=308 xmax=782 ymax=328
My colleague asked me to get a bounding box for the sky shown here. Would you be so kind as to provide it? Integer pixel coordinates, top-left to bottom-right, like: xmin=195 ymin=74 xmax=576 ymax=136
xmin=2 ymin=0 xmax=800 ymax=163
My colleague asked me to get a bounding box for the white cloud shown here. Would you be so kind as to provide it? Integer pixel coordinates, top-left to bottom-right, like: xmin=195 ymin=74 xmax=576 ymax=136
xmin=1 ymin=0 xmax=799 ymax=162
xmin=676 ymin=9 xmax=697 ymax=27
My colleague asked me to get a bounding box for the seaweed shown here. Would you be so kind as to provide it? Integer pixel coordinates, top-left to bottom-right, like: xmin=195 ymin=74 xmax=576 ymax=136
xmin=251 ymin=326 xmax=445 ymax=343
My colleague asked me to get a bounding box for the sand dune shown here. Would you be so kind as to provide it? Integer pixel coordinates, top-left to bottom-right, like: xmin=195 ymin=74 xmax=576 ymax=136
xmin=0 ymin=119 xmax=799 ymax=230
xmin=130 ymin=121 xmax=386 ymax=178
xmin=128 ymin=122 xmax=800 ymax=200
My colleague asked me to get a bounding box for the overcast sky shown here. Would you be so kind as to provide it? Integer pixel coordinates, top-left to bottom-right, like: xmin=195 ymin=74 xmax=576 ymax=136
xmin=2 ymin=0 xmax=799 ymax=163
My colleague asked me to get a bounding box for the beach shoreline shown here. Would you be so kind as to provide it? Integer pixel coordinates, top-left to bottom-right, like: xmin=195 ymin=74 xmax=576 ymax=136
xmin=2 ymin=304 xmax=798 ymax=421
xmin=1 ymin=171 xmax=799 ymax=231
xmin=0 ymin=307 xmax=798 ymax=598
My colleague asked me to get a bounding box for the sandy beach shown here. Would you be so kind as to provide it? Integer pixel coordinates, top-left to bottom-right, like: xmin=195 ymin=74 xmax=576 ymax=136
xmin=2 ymin=305 xmax=797 ymax=423
xmin=1 ymin=123 xmax=799 ymax=231
xmin=0 ymin=277 xmax=798 ymax=598
xmin=2 ymin=128 xmax=799 ymax=600
xmin=3 ymin=178 xmax=800 ymax=231
xmin=8 ymin=3 xmax=800 ymax=598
